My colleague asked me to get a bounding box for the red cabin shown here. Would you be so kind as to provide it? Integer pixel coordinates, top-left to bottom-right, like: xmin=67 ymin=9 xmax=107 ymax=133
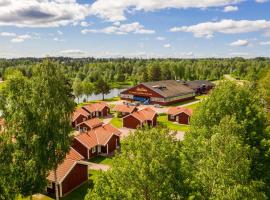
xmin=76 ymin=118 xmax=103 ymax=132
xmin=47 ymin=148 xmax=88 ymax=198
xmin=82 ymin=102 xmax=110 ymax=118
xmin=72 ymin=124 xmax=121 ymax=159
xmin=113 ymin=104 xmax=138 ymax=117
xmin=167 ymin=107 xmax=193 ymax=125
xmin=123 ymin=107 xmax=158 ymax=129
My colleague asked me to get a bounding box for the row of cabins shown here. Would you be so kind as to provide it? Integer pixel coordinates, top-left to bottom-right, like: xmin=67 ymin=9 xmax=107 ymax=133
xmin=47 ymin=102 xmax=120 ymax=198
xmin=113 ymin=104 xmax=193 ymax=129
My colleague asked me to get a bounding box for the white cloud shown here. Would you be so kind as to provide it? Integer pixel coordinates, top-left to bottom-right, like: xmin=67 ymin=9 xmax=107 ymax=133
xmin=255 ymin=0 xmax=268 ymax=3
xmin=229 ymin=39 xmax=249 ymax=46
xmin=11 ymin=34 xmax=32 ymax=43
xmin=164 ymin=44 xmax=171 ymax=48
xmin=90 ymin=0 xmax=242 ymax=21
xmin=80 ymin=21 xmax=92 ymax=27
xmin=60 ymin=49 xmax=86 ymax=55
xmin=81 ymin=22 xmax=155 ymax=35
xmin=259 ymin=41 xmax=270 ymax=45
xmin=223 ymin=6 xmax=238 ymax=12
xmin=57 ymin=30 xmax=63 ymax=35
xmin=0 ymin=0 xmax=90 ymax=27
xmin=0 ymin=32 xmax=16 ymax=37
xmin=170 ymin=19 xmax=270 ymax=38
xmin=156 ymin=36 xmax=166 ymax=41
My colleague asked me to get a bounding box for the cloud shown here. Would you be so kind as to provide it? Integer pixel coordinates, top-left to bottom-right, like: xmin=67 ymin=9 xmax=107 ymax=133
xmin=60 ymin=49 xmax=86 ymax=55
xmin=11 ymin=34 xmax=32 ymax=43
xmin=223 ymin=6 xmax=238 ymax=12
xmin=80 ymin=21 xmax=92 ymax=27
xmin=255 ymin=0 xmax=268 ymax=3
xmin=156 ymin=36 xmax=166 ymax=41
xmin=81 ymin=22 xmax=155 ymax=35
xmin=259 ymin=41 xmax=270 ymax=45
xmin=0 ymin=32 xmax=16 ymax=37
xmin=0 ymin=0 xmax=90 ymax=27
xmin=57 ymin=30 xmax=63 ymax=35
xmin=229 ymin=39 xmax=249 ymax=46
xmin=164 ymin=44 xmax=171 ymax=48
xmin=90 ymin=0 xmax=242 ymax=21
xmin=170 ymin=19 xmax=270 ymax=38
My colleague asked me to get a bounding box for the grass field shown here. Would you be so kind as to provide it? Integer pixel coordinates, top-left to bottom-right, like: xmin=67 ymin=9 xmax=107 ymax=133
xmin=89 ymin=155 xmax=114 ymax=166
xmin=157 ymin=114 xmax=190 ymax=132
xmin=110 ymin=117 xmax=123 ymax=128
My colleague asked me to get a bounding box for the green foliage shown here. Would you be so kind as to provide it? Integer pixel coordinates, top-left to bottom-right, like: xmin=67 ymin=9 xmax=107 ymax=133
xmin=85 ymin=128 xmax=184 ymax=200
xmin=182 ymin=81 xmax=270 ymax=198
xmin=0 ymin=60 xmax=75 ymax=199
xmin=94 ymin=78 xmax=110 ymax=100
xmin=259 ymin=67 xmax=270 ymax=120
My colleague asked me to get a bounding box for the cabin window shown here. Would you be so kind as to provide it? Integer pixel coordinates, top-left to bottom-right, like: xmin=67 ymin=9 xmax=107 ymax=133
xmin=47 ymin=181 xmax=53 ymax=189
xmin=83 ymin=127 xmax=87 ymax=132
xmin=170 ymin=115 xmax=175 ymax=120
xmin=92 ymin=147 xmax=96 ymax=153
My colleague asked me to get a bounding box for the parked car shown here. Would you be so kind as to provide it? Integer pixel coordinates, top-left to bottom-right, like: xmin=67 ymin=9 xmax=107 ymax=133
xmin=154 ymin=104 xmax=163 ymax=108
xmin=133 ymin=101 xmax=141 ymax=106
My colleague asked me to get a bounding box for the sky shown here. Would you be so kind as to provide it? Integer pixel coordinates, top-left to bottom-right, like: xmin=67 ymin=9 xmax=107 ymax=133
xmin=0 ymin=0 xmax=270 ymax=58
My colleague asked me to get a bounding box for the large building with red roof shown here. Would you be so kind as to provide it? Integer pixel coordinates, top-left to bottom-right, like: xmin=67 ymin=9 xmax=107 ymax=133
xmin=47 ymin=148 xmax=89 ymax=198
xmin=72 ymin=124 xmax=121 ymax=159
xmin=167 ymin=107 xmax=193 ymax=125
xmin=123 ymin=107 xmax=158 ymax=129
xmin=120 ymin=80 xmax=196 ymax=105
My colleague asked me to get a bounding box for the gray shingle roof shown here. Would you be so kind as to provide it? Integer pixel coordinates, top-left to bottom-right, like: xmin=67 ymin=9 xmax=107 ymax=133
xmin=141 ymin=80 xmax=195 ymax=98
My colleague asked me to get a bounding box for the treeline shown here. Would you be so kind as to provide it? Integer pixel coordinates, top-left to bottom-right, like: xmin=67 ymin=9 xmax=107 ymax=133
xmin=1 ymin=57 xmax=269 ymax=82
xmin=1 ymin=57 xmax=270 ymax=99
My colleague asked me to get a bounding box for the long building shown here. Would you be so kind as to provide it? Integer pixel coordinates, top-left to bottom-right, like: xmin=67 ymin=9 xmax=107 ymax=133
xmin=120 ymin=80 xmax=213 ymax=105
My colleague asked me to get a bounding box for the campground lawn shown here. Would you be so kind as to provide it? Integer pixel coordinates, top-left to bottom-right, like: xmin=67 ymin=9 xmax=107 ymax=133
xmin=89 ymin=155 xmax=114 ymax=166
xmin=110 ymin=117 xmax=123 ymax=128
xmin=157 ymin=114 xmax=190 ymax=132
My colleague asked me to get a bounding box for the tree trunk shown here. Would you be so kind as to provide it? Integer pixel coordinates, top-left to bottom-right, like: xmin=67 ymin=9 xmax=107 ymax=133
xmin=54 ymin=169 xmax=60 ymax=200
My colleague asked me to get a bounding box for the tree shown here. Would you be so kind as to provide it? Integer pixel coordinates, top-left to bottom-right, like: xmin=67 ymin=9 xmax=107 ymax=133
xmin=30 ymin=60 xmax=75 ymax=200
xmin=0 ymin=60 xmax=75 ymax=200
xmin=0 ymin=72 xmax=47 ymax=199
xmin=94 ymin=78 xmax=110 ymax=100
xmin=259 ymin=67 xmax=270 ymax=120
xmin=82 ymin=81 xmax=94 ymax=99
xmin=72 ymin=79 xmax=84 ymax=102
xmin=85 ymin=128 xmax=184 ymax=200
xmin=181 ymin=81 xmax=270 ymax=198
xmin=185 ymin=116 xmax=266 ymax=199
xmin=147 ymin=64 xmax=161 ymax=81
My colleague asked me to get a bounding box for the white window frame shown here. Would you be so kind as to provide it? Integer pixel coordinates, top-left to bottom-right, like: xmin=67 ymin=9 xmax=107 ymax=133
xmin=83 ymin=127 xmax=87 ymax=132
xmin=92 ymin=147 xmax=96 ymax=153
xmin=47 ymin=181 xmax=53 ymax=189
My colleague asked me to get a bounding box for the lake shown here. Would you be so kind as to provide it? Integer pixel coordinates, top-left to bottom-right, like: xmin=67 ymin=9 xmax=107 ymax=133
xmin=77 ymin=88 xmax=125 ymax=103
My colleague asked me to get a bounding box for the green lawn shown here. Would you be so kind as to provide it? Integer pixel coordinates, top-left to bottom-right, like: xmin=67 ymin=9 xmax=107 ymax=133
xmin=89 ymin=155 xmax=113 ymax=166
xmin=17 ymin=195 xmax=53 ymax=200
xmin=110 ymin=117 xmax=123 ymax=128
xmin=157 ymin=114 xmax=190 ymax=132
xmin=110 ymin=81 xmax=133 ymax=89
xmin=183 ymin=102 xmax=200 ymax=110
xmin=166 ymin=98 xmax=200 ymax=107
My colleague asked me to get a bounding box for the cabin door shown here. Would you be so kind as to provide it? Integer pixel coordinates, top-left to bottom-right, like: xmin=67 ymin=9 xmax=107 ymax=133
xmin=98 ymin=146 xmax=101 ymax=153
xmin=176 ymin=116 xmax=179 ymax=123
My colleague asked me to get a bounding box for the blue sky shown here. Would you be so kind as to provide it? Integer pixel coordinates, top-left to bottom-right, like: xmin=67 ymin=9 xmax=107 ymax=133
xmin=0 ymin=0 xmax=270 ymax=58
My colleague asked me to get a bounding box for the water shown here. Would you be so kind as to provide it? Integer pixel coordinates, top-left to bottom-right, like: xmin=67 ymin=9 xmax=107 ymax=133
xmin=77 ymin=88 xmax=125 ymax=103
